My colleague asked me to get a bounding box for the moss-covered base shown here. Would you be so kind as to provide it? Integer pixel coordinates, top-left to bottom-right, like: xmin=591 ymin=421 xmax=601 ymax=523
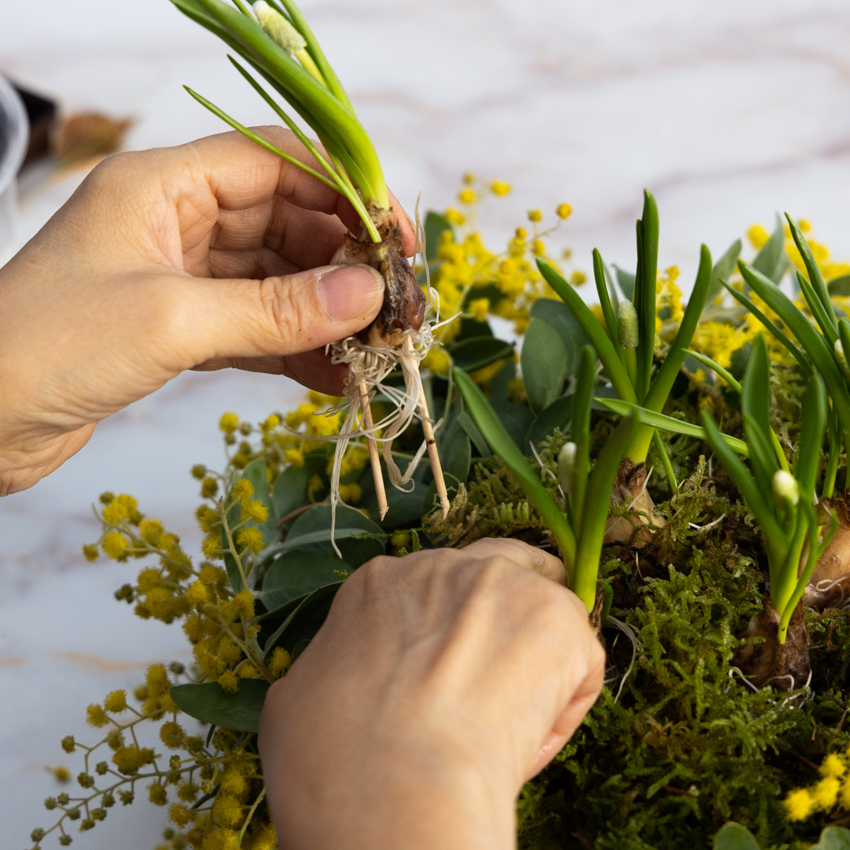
xmin=516 ymin=473 xmax=850 ymax=849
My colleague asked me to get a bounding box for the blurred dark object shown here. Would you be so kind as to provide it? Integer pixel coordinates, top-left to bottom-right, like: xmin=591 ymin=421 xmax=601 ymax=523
xmin=9 ymin=80 xmax=132 ymax=172
xmin=50 ymin=111 xmax=133 ymax=166
xmin=13 ymin=83 xmax=56 ymax=167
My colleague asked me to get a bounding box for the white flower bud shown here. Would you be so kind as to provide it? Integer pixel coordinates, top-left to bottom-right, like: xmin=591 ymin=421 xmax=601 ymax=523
xmin=771 ymin=469 xmax=799 ymax=509
xmin=253 ymin=1 xmax=307 ymax=55
xmin=835 ymin=340 xmax=850 ymax=384
xmin=617 ymin=300 xmax=639 ymax=349
xmin=558 ymin=441 xmax=577 ymax=494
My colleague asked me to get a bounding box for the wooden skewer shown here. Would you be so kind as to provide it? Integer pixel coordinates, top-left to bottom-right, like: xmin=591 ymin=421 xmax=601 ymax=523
xmin=406 ymin=337 xmax=450 ymax=518
xmin=359 ymin=380 xmax=388 ymax=520
xmin=419 ymin=384 xmax=450 ymax=518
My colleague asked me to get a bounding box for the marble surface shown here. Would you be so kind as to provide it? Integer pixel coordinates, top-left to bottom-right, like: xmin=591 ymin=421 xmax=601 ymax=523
xmin=3 ymin=0 xmax=850 ymax=846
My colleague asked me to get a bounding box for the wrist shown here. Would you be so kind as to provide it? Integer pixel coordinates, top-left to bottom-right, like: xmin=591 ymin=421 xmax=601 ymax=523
xmin=266 ymin=748 xmax=516 ymax=850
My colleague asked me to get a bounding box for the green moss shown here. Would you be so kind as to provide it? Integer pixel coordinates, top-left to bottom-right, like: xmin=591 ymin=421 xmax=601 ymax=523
xmin=517 ymin=515 xmax=850 ymax=849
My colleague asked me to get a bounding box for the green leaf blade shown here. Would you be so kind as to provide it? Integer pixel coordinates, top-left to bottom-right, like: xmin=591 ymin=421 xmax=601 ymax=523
xmin=536 ymin=260 xmax=636 ymax=403
xmin=453 ymin=368 xmax=577 ymax=570
xmin=522 ymin=318 xmax=569 ymax=414
xmin=170 ymin=679 xmax=269 ymax=733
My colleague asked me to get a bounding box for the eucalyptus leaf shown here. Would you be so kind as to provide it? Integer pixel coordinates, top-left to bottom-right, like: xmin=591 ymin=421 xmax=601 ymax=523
xmin=713 ymin=821 xmax=761 ymax=850
xmin=522 ymin=318 xmax=569 ymax=414
xmin=489 ymin=358 xmax=517 ymax=405
xmin=453 ymin=316 xmax=495 ymax=340
xmin=261 ymin=549 xmax=346 ymax=611
xmin=751 ymin=214 xmax=788 ymax=284
xmin=527 ymin=394 xmax=573 ymax=447
xmin=828 ymin=274 xmax=850 ymax=297
xmin=438 ymin=412 xmax=472 ymax=482
xmin=529 ymin=298 xmax=587 ymax=375
xmin=535 ymin=263 xmax=636 ymax=402
xmin=268 ymin=505 xmax=385 ymax=567
xmin=169 ymin=679 xmax=269 ymax=734
xmin=707 ymin=238 xmax=742 ymax=304
xmin=272 ymin=453 xmax=327 ymax=521
xmin=613 ymin=264 xmax=636 ymax=300
xmin=261 ymin=581 xmax=342 ymax=654
xmin=494 ymin=400 xmax=535 ymax=448
xmin=458 ymin=411 xmax=492 ymax=458
xmin=813 ymin=826 xmax=850 ymax=849
xmin=359 ymin=457 xmax=427 ymax=529
xmin=424 ymin=211 xmax=452 ymax=261
xmin=448 ymin=336 xmax=514 ymax=372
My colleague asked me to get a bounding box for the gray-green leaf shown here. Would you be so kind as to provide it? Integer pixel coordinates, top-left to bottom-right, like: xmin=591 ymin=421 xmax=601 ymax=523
xmin=270 ymin=504 xmax=385 ymax=567
xmin=522 ymin=318 xmax=569 ymax=414
xmin=448 ymin=336 xmax=514 ymax=372
xmin=169 ymin=679 xmax=269 ymax=733
xmin=713 ymin=822 xmax=761 ymax=850
xmin=752 ymin=214 xmax=788 ymax=284
xmin=813 ymin=826 xmax=850 ymax=849
xmin=261 ymin=549 xmax=347 ymax=611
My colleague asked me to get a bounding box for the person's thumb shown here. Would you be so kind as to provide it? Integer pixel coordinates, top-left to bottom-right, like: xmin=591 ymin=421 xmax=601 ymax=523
xmin=175 ymin=263 xmax=385 ymax=367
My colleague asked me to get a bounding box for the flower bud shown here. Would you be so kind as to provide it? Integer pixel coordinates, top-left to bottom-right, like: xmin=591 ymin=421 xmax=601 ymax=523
xmin=617 ymin=300 xmax=639 ymax=349
xmin=558 ymin=442 xmax=577 ymax=494
xmin=253 ymin=1 xmax=307 ymax=55
xmin=836 ymin=340 xmax=850 ymax=384
xmin=772 ymin=470 xmax=799 ymax=509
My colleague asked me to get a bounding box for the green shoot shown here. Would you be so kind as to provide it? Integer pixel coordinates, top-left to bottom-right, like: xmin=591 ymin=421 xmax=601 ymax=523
xmin=732 ymin=221 xmax=850 ymax=490
xmin=536 ymin=191 xmax=713 ymax=470
xmin=454 ymin=352 xmax=637 ymax=612
xmin=700 ymin=336 xmax=834 ymax=643
xmin=170 ymin=0 xmax=388 ymax=242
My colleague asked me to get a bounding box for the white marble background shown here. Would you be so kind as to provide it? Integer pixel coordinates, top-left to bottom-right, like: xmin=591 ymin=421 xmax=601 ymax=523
xmin=2 ymin=0 xmax=850 ymax=846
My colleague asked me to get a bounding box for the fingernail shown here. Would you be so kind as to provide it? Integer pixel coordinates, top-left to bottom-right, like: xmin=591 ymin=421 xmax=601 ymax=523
xmin=318 ymin=265 xmax=385 ymax=322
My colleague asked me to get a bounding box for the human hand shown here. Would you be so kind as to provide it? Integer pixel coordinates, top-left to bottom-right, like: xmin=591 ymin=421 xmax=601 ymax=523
xmin=258 ymin=538 xmax=604 ymax=850
xmin=0 ymin=128 xmax=415 ymax=495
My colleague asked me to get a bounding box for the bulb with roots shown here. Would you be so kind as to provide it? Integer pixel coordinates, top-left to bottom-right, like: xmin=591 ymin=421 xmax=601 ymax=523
xmin=311 ymin=204 xmax=449 ymax=556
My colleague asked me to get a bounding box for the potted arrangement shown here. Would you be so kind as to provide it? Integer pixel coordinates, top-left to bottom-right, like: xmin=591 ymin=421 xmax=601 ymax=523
xmin=26 ymin=1 xmax=850 ymax=848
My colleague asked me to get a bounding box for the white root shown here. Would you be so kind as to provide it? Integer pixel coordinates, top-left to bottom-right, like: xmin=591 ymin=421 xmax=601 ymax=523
xmin=295 ymin=203 xmax=458 ymax=556
xmin=321 ymin=315 xmax=438 ymax=556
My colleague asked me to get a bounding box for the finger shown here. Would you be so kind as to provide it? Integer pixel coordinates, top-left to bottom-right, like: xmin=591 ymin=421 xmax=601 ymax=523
xmin=262 ymin=198 xmax=349 ymax=269
xmin=211 ymin=198 xmax=347 ymax=268
xmin=170 ymin=263 xmax=384 ymax=371
xmin=283 ymin=348 xmax=349 ymax=396
xmin=387 ymin=188 xmax=417 ymax=256
xmin=462 ymin=537 xmax=568 ymax=586
xmin=191 ymin=355 xmax=288 ymax=375
xmin=190 ymin=348 xmax=349 ymax=395
xmin=206 ymin=245 xmax=300 ymax=280
xmin=186 ymin=127 xmax=362 ymax=227
xmin=183 ymin=129 xmax=416 ymax=261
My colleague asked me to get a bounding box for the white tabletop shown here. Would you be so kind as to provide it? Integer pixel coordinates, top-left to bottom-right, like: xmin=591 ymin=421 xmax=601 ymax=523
xmin=2 ymin=0 xmax=850 ymax=846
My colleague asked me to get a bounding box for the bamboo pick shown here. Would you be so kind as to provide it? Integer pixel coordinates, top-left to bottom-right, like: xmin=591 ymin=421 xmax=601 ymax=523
xmin=406 ymin=337 xmax=450 ymax=518
xmin=358 ymin=380 xmax=388 ymax=520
